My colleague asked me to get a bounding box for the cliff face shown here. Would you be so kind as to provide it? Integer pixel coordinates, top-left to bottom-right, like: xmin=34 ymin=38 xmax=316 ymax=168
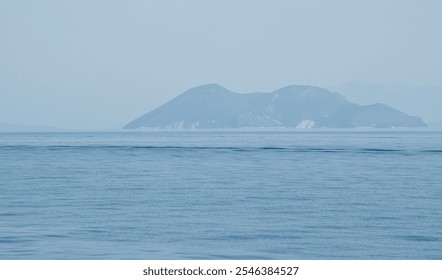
xmin=123 ymin=84 xmax=427 ymax=129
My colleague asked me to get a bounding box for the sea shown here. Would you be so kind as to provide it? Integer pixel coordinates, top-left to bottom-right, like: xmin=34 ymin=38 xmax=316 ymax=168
xmin=0 ymin=130 xmax=441 ymax=259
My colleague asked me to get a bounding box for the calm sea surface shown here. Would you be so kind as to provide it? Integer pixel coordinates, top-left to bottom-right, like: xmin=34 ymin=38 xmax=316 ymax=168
xmin=1 ymin=130 xmax=441 ymax=259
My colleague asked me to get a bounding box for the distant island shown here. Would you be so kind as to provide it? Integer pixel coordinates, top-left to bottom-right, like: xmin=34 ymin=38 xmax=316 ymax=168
xmin=123 ymin=84 xmax=427 ymax=129
xmin=0 ymin=122 xmax=61 ymax=132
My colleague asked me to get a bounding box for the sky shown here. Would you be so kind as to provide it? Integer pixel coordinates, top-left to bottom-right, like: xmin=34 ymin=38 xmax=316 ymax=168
xmin=1 ymin=0 xmax=442 ymax=129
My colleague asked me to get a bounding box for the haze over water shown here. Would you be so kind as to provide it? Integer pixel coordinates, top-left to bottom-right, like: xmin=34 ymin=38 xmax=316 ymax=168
xmin=2 ymin=1 xmax=442 ymax=129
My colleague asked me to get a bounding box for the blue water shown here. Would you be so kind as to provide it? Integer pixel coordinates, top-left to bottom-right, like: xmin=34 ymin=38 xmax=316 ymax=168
xmin=1 ymin=130 xmax=441 ymax=259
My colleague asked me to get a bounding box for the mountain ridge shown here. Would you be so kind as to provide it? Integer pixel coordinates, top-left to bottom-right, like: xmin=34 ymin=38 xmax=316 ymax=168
xmin=124 ymin=84 xmax=427 ymax=129
xmin=339 ymin=81 xmax=442 ymax=123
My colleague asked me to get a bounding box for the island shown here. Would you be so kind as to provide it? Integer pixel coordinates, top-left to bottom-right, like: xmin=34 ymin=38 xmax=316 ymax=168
xmin=123 ymin=84 xmax=427 ymax=129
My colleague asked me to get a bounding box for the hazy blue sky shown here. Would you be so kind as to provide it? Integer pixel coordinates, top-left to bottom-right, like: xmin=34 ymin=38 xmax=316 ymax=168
xmin=1 ymin=0 xmax=441 ymax=129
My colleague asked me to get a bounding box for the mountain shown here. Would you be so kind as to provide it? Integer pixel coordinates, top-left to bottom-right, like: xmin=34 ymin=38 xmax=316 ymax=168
xmin=123 ymin=84 xmax=427 ymax=129
xmin=339 ymin=81 xmax=442 ymax=124
xmin=0 ymin=122 xmax=61 ymax=132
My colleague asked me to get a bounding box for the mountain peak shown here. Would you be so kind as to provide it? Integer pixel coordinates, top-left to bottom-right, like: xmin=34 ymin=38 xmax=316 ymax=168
xmin=274 ymin=84 xmax=323 ymax=92
xmin=187 ymin=83 xmax=229 ymax=93
xmin=272 ymin=85 xmax=344 ymax=100
xmin=178 ymin=84 xmax=233 ymax=100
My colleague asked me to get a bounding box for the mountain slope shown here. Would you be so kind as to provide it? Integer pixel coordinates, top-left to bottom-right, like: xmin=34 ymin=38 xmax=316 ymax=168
xmin=339 ymin=81 xmax=442 ymax=123
xmin=123 ymin=84 xmax=427 ymax=129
